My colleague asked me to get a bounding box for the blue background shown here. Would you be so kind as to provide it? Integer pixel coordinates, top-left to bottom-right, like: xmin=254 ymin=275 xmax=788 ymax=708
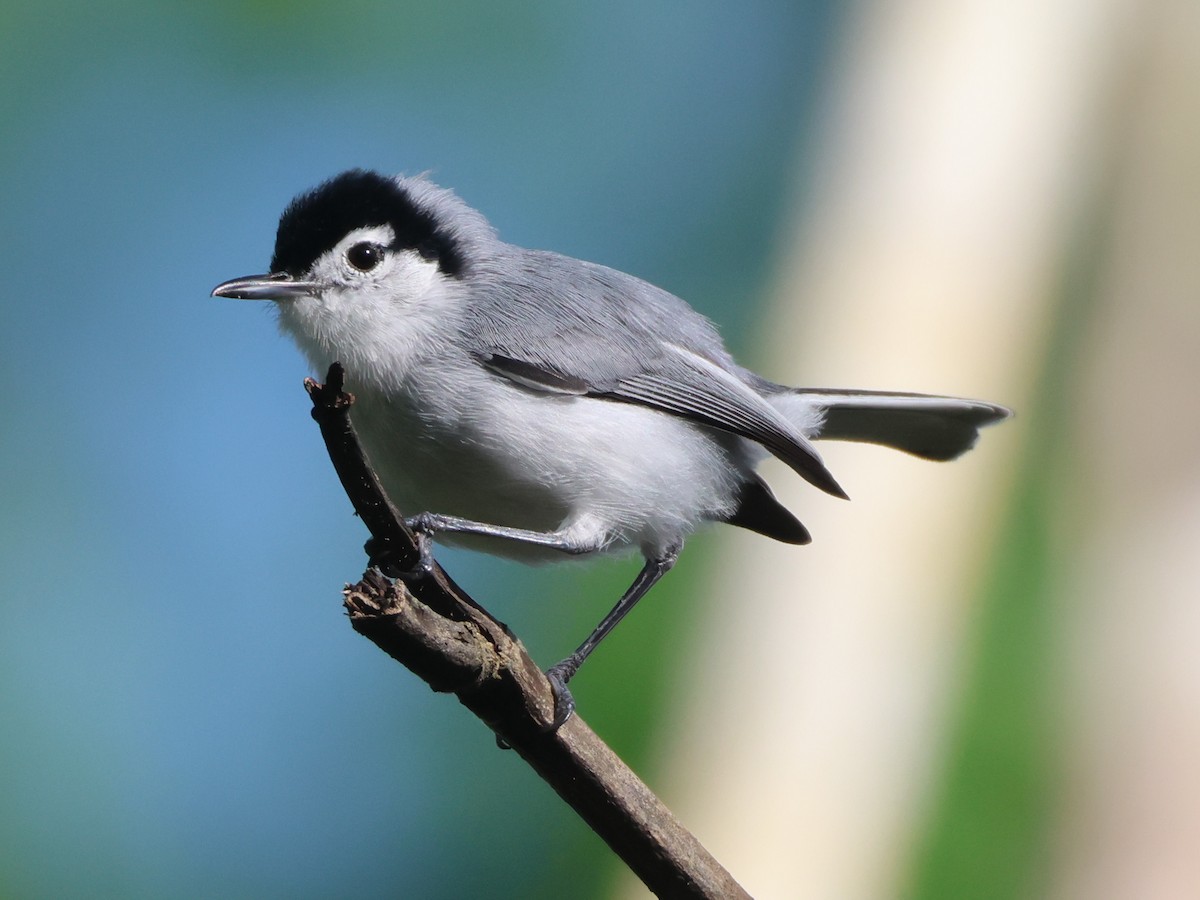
xmin=0 ymin=3 xmax=842 ymax=897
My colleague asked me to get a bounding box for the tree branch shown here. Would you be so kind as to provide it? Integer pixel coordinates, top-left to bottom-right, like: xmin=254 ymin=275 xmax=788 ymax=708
xmin=305 ymin=363 xmax=749 ymax=899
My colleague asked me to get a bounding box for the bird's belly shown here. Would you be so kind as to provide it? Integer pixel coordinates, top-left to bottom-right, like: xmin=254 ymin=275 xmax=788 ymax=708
xmin=353 ymin=395 xmax=568 ymax=531
xmin=348 ymin=379 xmax=745 ymax=560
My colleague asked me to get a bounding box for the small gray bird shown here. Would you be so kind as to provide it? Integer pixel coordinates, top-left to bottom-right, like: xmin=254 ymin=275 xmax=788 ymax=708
xmin=213 ymin=170 xmax=1010 ymax=726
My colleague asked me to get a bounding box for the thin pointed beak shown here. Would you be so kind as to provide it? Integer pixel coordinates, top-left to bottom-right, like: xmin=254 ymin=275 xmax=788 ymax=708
xmin=211 ymin=272 xmax=319 ymax=301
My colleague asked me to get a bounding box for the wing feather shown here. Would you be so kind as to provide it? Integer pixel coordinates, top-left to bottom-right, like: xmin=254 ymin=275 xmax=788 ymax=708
xmin=481 ymin=342 xmax=848 ymax=499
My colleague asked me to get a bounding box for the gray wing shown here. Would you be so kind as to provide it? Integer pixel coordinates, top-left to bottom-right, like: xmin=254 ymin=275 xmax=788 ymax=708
xmin=465 ymin=249 xmax=847 ymax=498
xmin=463 ymin=249 xmax=729 ymax=384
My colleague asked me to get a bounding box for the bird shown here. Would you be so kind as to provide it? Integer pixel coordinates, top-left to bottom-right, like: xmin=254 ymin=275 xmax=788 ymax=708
xmin=213 ymin=169 xmax=1011 ymax=727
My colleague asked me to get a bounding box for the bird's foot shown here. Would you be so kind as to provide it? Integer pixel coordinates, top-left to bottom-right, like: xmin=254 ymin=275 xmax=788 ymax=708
xmin=544 ymin=657 xmax=581 ymax=731
xmin=364 ymin=527 xmax=436 ymax=580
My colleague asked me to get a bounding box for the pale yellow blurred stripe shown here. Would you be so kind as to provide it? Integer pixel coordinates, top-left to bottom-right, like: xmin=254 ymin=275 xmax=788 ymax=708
xmin=617 ymin=0 xmax=1131 ymax=897
xmin=1048 ymin=2 xmax=1200 ymax=898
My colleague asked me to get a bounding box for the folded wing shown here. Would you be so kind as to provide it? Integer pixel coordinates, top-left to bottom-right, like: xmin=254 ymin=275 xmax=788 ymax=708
xmin=478 ymin=343 xmax=848 ymax=499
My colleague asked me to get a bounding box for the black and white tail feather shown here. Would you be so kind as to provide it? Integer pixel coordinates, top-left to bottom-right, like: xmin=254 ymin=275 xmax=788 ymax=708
xmin=799 ymin=388 xmax=1008 ymax=461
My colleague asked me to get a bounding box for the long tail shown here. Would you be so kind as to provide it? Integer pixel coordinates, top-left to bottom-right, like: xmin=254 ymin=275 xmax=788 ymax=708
xmin=795 ymin=389 xmax=1012 ymax=460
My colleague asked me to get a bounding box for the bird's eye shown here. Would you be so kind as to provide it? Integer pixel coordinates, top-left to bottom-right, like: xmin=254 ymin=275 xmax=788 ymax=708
xmin=346 ymin=242 xmax=383 ymax=272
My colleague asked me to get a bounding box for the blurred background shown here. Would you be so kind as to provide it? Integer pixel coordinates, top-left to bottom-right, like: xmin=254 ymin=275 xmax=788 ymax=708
xmin=1 ymin=0 xmax=1196 ymax=897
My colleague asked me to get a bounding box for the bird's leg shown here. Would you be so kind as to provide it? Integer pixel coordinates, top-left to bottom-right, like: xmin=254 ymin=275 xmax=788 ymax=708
xmin=365 ymin=512 xmax=596 ymax=578
xmin=405 ymin=512 xmax=597 ymax=555
xmin=546 ymin=545 xmax=680 ymax=730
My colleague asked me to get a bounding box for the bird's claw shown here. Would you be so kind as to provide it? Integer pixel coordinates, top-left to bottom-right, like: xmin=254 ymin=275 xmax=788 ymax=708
xmin=364 ymin=527 xmax=436 ymax=580
xmin=544 ymin=660 xmax=579 ymax=731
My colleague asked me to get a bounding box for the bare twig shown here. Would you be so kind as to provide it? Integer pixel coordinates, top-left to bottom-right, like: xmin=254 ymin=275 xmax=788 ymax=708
xmin=305 ymin=363 xmax=749 ymax=899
